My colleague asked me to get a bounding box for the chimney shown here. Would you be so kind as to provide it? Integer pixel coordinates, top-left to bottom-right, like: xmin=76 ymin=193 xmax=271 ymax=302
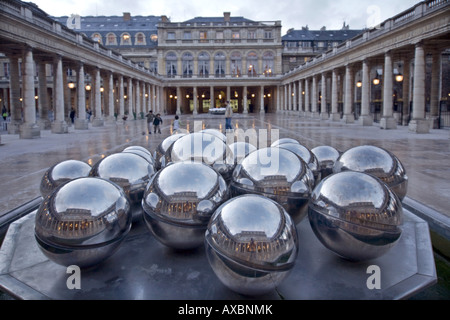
xmin=161 ymin=15 xmax=169 ymax=23
xmin=123 ymin=12 xmax=131 ymax=21
xmin=224 ymin=12 xmax=230 ymax=22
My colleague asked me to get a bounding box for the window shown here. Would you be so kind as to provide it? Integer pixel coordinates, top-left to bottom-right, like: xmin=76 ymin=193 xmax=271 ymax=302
xmin=264 ymin=30 xmax=272 ymax=39
xmin=214 ymin=52 xmax=226 ymax=77
xmin=106 ymin=33 xmax=117 ymax=45
xmin=230 ymin=51 xmax=242 ymax=77
xmin=167 ymin=32 xmax=176 ymax=40
xmin=198 ymin=52 xmax=210 ymax=78
xmin=247 ymin=31 xmax=256 ymax=39
xmin=232 ymin=31 xmax=240 ymax=39
xmin=92 ymin=33 xmax=102 ymax=44
xmin=121 ymin=33 xmax=132 ymax=45
xmin=182 ymin=52 xmax=193 ymax=78
xmin=262 ymin=51 xmax=274 ymax=77
xmin=247 ymin=52 xmax=258 ymax=77
xmin=216 ymin=31 xmax=223 ymax=40
xmin=3 ymin=62 xmax=9 ymax=78
xmin=199 ymin=31 xmax=208 ymax=42
xmin=135 ymin=32 xmax=146 ymax=45
xmin=166 ymin=52 xmax=177 ymax=77
xmin=183 ymin=31 xmax=192 ymax=40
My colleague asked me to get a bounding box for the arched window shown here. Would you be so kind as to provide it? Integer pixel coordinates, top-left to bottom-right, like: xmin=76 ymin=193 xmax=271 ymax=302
xmin=91 ymin=33 xmax=102 ymax=44
xmin=198 ymin=52 xmax=210 ymax=78
xmin=166 ymin=52 xmax=177 ymax=77
xmin=182 ymin=52 xmax=193 ymax=78
xmin=121 ymin=33 xmax=132 ymax=45
xmin=230 ymin=51 xmax=242 ymax=77
xmin=106 ymin=33 xmax=117 ymax=46
xmin=135 ymin=32 xmax=146 ymax=45
xmin=247 ymin=52 xmax=258 ymax=77
xmin=262 ymin=51 xmax=274 ymax=77
xmin=214 ymin=52 xmax=226 ymax=78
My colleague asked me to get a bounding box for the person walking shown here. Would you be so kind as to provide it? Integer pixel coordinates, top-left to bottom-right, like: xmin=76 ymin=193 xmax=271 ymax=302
xmin=153 ymin=113 xmax=163 ymax=134
xmin=69 ymin=107 xmax=76 ymax=124
xmin=146 ymin=110 xmax=155 ymax=134
xmin=225 ymin=101 xmax=233 ymax=131
xmin=173 ymin=115 xmax=181 ymax=133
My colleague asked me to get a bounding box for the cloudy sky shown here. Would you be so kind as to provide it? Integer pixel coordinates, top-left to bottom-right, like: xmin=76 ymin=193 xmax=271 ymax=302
xmin=31 ymin=0 xmax=421 ymax=32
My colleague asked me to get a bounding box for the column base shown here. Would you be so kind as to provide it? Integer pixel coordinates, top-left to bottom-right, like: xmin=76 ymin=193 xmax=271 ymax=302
xmin=342 ymin=114 xmax=355 ymax=123
xmin=330 ymin=113 xmax=341 ymax=121
xmin=38 ymin=119 xmax=51 ymax=130
xmin=409 ymin=119 xmax=430 ymax=134
xmin=358 ymin=115 xmax=373 ymax=126
xmin=51 ymin=120 xmax=69 ymax=134
xmin=20 ymin=123 xmax=41 ymax=139
xmin=311 ymin=112 xmax=320 ymax=119
xmin=74 ymin=118 xmax=89 ymax=130
xmin=104 ymin=116 xmax=116 ymax=124
xmin=380 ymin=116 xmax=397 ymax=130
xmin=320 ymin=113 xmax=329 ymax=120
xmin=8 ymin=121 xmax=21 ymax=134
xmin=402 ymin=115 xmax=410 ymax=126
xmin=92 ymin=118 xmax=104 ymax=127
xmin=427 ymin=116 xmax=439 ymax=129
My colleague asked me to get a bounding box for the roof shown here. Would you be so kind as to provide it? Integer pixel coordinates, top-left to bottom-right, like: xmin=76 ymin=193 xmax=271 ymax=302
xmin=182 ymin=16 xmax=256 ymax=25
xmin=282 ymin=29 xmax=363 ymax=42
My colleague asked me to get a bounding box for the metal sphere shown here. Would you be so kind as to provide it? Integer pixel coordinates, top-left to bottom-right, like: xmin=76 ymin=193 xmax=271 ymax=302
xmin=200 ymin=129 xmax=227 ymax=142
xmin=153 ymin=133 xmax=187 ymax=170
xmin=271 ymin=138 xmax=300 ymax=147
xmin=90 ymin=152 xmax=155 ymax=219
xmin=122 ymin=148 xmax=155 ymax=167
xmin=276 ymin=142 xmax=321 ymax=184
xmin=40 ymin=160 xmax=92 ymax=198
xmin=228 ymin=142 xmax=257 ymax=164
xmin=142 ymin=161 xmax=229 ymax=250
xmin=311 ymin=146 xmax=341 ymax=180
xmin=35 ymin=177 xmax=132 ymax=268
xmin=231 ymin=147 xmax=314 ymax=224
xmin=333 ymin=145 xmax=408 ymax=201
xmin=165 ymin=132 xmax=235 ymax=181
xmin=205 ymin=194 xmax=299 ymax=296
xmin=308 ymin=171 xmax=403 ymax=261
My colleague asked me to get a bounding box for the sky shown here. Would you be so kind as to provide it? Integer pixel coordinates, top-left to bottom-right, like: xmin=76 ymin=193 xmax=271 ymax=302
xmin=30 ymin=0 xmax=421 ymax=33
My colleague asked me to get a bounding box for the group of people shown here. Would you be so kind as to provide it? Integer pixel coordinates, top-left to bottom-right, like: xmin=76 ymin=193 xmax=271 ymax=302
xmin=145 ymin=110 xmax=164 ymax=134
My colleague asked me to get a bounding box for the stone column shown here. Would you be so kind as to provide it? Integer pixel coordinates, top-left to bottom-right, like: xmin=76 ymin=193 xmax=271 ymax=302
xmin=311 ymin=75 xmax=319 ymax=118
xmin=37 ymin=61 xmax=51 ymax=130
xmin=380 ymin=51 xmax=396 ymax=129
xmin=152 ymin=84 xmax=156 ymax=112
xmin=210 ymin=86 xmax=215 ymax=109
xmin=330 ymin=69 xmax=340 ymax=121
xmin=51 ymin=55 xmax=68 ymax=134
xmin=20 ymin=47 xmax=40 ymax=139
xmin=75 ymin=62 xmax=88 ymax=129
xmin=320 ymin=73 xmax=328 ymax=119
xmin=409 ymin=43 xmax=429 ymax=133
xmin=127 ymin=77 xmax=133 ymax=119
xmin=8 ymin=56 xmax=21 ymax=134
xmin=260 ymin=85 xmax=265 ymax=114
xmin=359 ymin=60 xmax=373 ymax=126
xmin=402 ymin=57 xmax=411 ymax=126
xmin=176 ymin=86 xmax=181 ymax=115
xmin=63 ymin=66 xmax=71 ymax=126
xmin=105 ymin=72 xmax=115 ymax=123
xmin=293 ymin=81 xmax=297 ymax=111
xmin=226 ymin=86 xmax=231 ymax=102
xmin=288 ymin=83 xmax=292 ymax=111
xmin=243 ymin=86 xmax=248 ymax=114
xmin=429 ymin=50 xmax=441 ymax=129
xmin=193 ymin=86 xmax=198 ymax=115
xmin=135 ymin=80 xmax=141 ymax=119
xmin=92 ymin=68 xmax=104 ymax=127
xmin=342 ymin=65 xmax=355 ymax=123
xmin=305 ymin=78 xmax=310 ymax=116
xmin=298 ymin=80 xmax=303 ymax=115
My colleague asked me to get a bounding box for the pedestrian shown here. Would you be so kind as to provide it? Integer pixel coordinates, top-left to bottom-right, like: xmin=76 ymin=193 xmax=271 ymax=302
xmin=153 ymin=113 xmax=163 ymax=134
xmin=146 ymin=110 xmax=155 ymax=134
xmin=69 ymin=107 xmax=76 ymax=124
xmin=2 ymin=105 xmax=7 ymax=121
xmin=224 ymin=101 xmax=233 ymax=130
xmin=173 ymin=115 xmax=180 ymax=133
xmin=86 ymin=107 xmax=92 ymax=122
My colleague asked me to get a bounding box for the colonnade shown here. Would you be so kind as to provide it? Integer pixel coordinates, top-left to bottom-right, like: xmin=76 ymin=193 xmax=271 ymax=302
xmin=279 ymin=42 xmax=447 ymax=133
xmin=3 ymin=47 xmax=164 ymax=139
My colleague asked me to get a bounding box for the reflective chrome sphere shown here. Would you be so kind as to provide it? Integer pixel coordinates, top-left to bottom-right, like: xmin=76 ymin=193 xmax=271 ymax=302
xmin=228 ymin=142 xmax=257 ymax=164
xmin=90 ymin=153 xmax=155 ymax=220
xmin=153 ymin=133 xmax=187 ymax=170
xmin=231 ymin=147 xmax=314 ymax=224
xmin=142 ymin=161 xmax=229 ymax=250
xmin=308 ymin=171 xmax=403 ymax=261
xmin=165 ymin=132 xmax=235 ymax=181
xmin=311 ymin=146 xmax=341 ymax=180
xmin=205 ymin=194 xmax=299 ymax=296
xmin=35 ymin=177 xmax=132 ymax=268
xmin=200 ymin=129 xmax=227 ymax=142
xmin=276 ymin=143 xmax=321 ymax=184
xmin=333 ymin=145 xmax=408 ymax=201
xmin=40 ymin=160 xmax=92 ymax=198
xmin=123 ymin=146 xmax=155 ymax=166
xmin=271 ymin=138 xmax=300 ymax=147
